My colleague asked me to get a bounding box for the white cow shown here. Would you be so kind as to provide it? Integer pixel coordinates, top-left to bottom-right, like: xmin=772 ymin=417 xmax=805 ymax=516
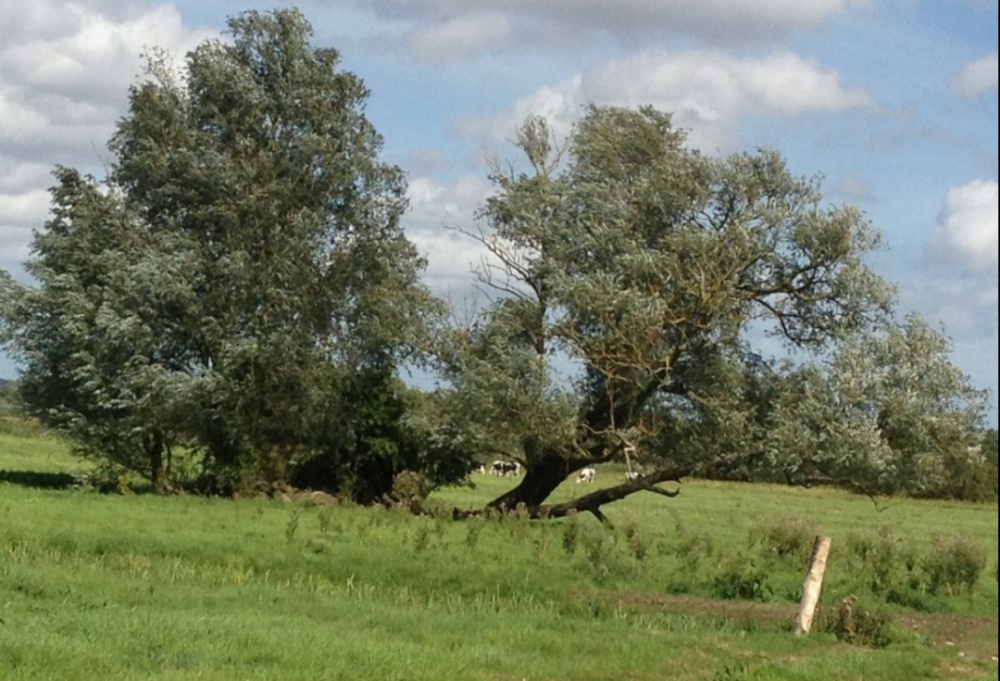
xmin=576 ymin=467 xmax=596 ymax=483
xmin=625 ymin=471 xmax=642 ymax=481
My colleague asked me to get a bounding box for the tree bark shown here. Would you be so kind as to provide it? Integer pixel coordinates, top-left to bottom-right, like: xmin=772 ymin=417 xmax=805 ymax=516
xmin=483 ymin=457 xmax=689 ymax=521
xmin=539 ymin=467 xmax=688 ymax=521
xmin=795 ymin=535 xmax=832 ymax=636
xmin=487 ymin=450 xmax=588 ymax=511
xmin=146 ymin=429 xmax=171 ymax=494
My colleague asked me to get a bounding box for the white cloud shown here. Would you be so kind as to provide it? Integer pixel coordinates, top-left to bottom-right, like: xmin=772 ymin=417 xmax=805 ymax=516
xmin=407 ymin=11 xmax=510 ymax=64
xmin=0 ymin=189 xmax=49 ymax=227
xmin=370 ymin=0 xmax=871 ymax=59
xmin=405 ymin=175 xmax=494 ymax=292
xmin=928 ymin=180 xmax=999 ymax=274
xmin=407 ymin=175 xmax=490 ymax=227
xmin=0 ymin=3 xmax=211 ymax=164
xmin=466 ymin=50 xmax=873 ymax=153
xmin=0 ymin=1 xmax=212 ymax=280
xmin=952 ymin=53 xmax=999 ymax=98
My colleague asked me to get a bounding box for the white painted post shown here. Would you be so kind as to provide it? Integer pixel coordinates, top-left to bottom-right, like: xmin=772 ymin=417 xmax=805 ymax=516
xmin=795 ymin=535 xmax=832 ymax=636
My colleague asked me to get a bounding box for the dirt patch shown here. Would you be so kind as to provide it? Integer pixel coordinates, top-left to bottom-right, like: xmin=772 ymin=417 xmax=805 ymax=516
xmin=897 ymin=613 xmax=999 ymax=662
xmin=597 ymin=590 xmax=999 ymax=664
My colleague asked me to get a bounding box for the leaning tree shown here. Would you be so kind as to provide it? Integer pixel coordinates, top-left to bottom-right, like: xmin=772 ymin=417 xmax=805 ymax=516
xmin=434 ymin=106 xmax=935 ymax=519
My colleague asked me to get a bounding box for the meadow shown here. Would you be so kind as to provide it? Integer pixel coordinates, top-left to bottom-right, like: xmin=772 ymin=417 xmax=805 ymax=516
xmin=1 ymin=426 xmax=997 ymax=680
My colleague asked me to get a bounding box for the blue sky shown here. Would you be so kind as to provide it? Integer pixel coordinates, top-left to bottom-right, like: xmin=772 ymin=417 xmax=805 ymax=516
xmin=0 ymin=0 xmax=997 ymax=423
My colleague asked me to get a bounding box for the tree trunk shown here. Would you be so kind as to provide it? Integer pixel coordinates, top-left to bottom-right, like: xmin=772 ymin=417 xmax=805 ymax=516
xmin=487 ymin=451 xmax=588 ymax=511
xmin=147 ymin=429 xmax=171 ymax=494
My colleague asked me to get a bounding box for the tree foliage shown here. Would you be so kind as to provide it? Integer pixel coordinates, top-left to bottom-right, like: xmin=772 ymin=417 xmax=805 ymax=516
xmin=0 ymin=20 xmax=989 ymax=509
xmin=764 ymin=316 xmax=992 ymax=500
xmin=436 ymin=107 xmax=988 ymax=516
xmin=0 ymin=9 xmax=443 ymax=497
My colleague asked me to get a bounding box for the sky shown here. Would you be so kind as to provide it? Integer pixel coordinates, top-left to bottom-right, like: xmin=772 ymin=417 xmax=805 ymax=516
xmin=0 ymin=0 xmax=997 ymax=423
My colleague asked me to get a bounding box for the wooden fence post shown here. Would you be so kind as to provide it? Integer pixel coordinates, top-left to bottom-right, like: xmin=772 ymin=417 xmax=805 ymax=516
xmin=795 ymin=535 xmax=832 ymax=636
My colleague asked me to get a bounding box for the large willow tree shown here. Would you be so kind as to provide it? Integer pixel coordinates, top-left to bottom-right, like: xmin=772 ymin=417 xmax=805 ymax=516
xmin=435 ymin=107 xmax=985 ymax=518
xmin=0 ymin=9 xmax=440 ymax=495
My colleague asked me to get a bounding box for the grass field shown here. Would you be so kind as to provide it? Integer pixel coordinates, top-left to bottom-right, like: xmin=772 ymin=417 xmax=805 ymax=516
xmin=1 ymin=428 xmax=997 ymax=680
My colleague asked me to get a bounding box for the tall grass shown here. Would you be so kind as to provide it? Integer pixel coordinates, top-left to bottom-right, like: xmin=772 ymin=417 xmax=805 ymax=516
xmin=1 ymin=438 xmax=997 ymax=680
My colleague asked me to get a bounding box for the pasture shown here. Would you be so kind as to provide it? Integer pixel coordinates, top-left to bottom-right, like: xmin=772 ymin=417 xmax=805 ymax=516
xmin=1 ymin=427 xmax=997 ymax=680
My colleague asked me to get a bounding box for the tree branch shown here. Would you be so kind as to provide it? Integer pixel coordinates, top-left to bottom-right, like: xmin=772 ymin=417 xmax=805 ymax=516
xmin=535 ymin=466 xmax=689 ymax=522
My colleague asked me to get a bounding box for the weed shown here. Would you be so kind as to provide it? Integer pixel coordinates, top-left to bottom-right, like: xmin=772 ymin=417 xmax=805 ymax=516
xmin=317 ymin=508 xmax=333 ymax=535
xmin=561 ymin=511 xmax=580 ymax=556
xmin=505 ymin=503 xmax=531 ymax=542
xmin=464 ymin=516 xmax=485 ymax=550
xmin=285 ymin=508 xmax=301 ymax=544
xmin=390 ymin=470 xmax=433 ymax=509
xmin=432 ymin=515 xmax=449 ymax=547
xmin=825 ymin=596 xmax=896 ymax=648
xmin=713 ymin=662 xmax=752 ymax=680
xmin=845 ymin=526 xmax=924 ymax=605
xmin=411 ymin=522 xmax=431 ymax=554
xmin=533 ymin=520 xmax=552 ymax=558
xmin=622 ymin=520 xmax=648 ymax=561
xmin=675 ymin=528 xmax=715 ymax=571
xmin=580 ymin=524 xmax=617 ymax=579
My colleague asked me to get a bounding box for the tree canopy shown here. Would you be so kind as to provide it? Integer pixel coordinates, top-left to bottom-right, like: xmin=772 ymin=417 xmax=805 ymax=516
xmin=0 ymin=9 xmax=448 ymax=497
xmin=0 ymin=14 xmax=991 ymax=510
xmin=433 ymin=108 xmax=990 ymax=517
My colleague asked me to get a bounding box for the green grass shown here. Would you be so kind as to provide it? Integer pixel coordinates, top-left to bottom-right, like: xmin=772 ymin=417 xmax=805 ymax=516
xmin=1 ymin=436 xmax=997 ymax=680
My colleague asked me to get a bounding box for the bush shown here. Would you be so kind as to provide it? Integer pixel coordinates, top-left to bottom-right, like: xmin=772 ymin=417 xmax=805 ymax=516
xmin=824 ymin=596 xmax=896 ymax=648
xmin=924 ymin=536 xmax=986 ymax=595
xmin=845 ymin=527 xmax=924 ymax=606
xmin=711 ymin=551 xmax=772 ymax=601
xmin=388 ymin=470 xmax=433 ymax=509
xmin=751 ymin=517 xmax=818 ymax=566
xmin=674 ymin=527 xmax=715 ymax=571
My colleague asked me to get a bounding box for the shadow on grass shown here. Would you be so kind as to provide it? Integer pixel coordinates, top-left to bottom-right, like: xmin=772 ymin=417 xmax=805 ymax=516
xmin=0 ymin=469 xmax=79 ymax=490
xmin=0 ymin=468 xmax=161 ymax=494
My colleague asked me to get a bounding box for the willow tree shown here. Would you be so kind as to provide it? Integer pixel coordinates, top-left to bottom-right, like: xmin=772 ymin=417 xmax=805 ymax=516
xmin=0 ymin=9 xmax=439 ymax=495
xmin=438 ymin=106 xmax=898 ymax=518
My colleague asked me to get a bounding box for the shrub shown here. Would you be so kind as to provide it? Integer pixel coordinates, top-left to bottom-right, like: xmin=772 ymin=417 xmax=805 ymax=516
xmin=924 ymin=536 xmax=986 ymax=595
xmin=674 ymin=528 xmax=715 ymax=571
xmin=751 ymin=517 xmax=818 ymax=566
xmin=622 ymin=521 xmax=648 ymax=561
xmin=712 ymin=551 xmax=772 ymax=601
xmin=825 ymin=596 xmax=896 ymax=648
xmin=845 ymin=526 xmax=924 ymax=606
xmin=388 ymin=470 xmax=433 ymax=509
xmin=561 ymin=512 xmax=580 ymax=556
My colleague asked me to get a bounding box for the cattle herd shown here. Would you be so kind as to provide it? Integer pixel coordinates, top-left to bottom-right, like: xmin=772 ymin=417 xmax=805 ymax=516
xmin=470 ymin=461 xmax=604 ymax=483
xmin=469 ymin=438 xmax=642 ymax=485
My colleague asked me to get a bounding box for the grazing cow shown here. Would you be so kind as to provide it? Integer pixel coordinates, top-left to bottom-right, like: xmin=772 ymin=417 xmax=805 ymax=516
xmin=490 ymin=460 xmax=521 ymax=477
xmin=625 ymin=471 xmax=642 ymax=481
xmin=471 ymin=462 xmax=486 ymax=475
xmin=576 ymin=467 xmax=596 ymax=483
